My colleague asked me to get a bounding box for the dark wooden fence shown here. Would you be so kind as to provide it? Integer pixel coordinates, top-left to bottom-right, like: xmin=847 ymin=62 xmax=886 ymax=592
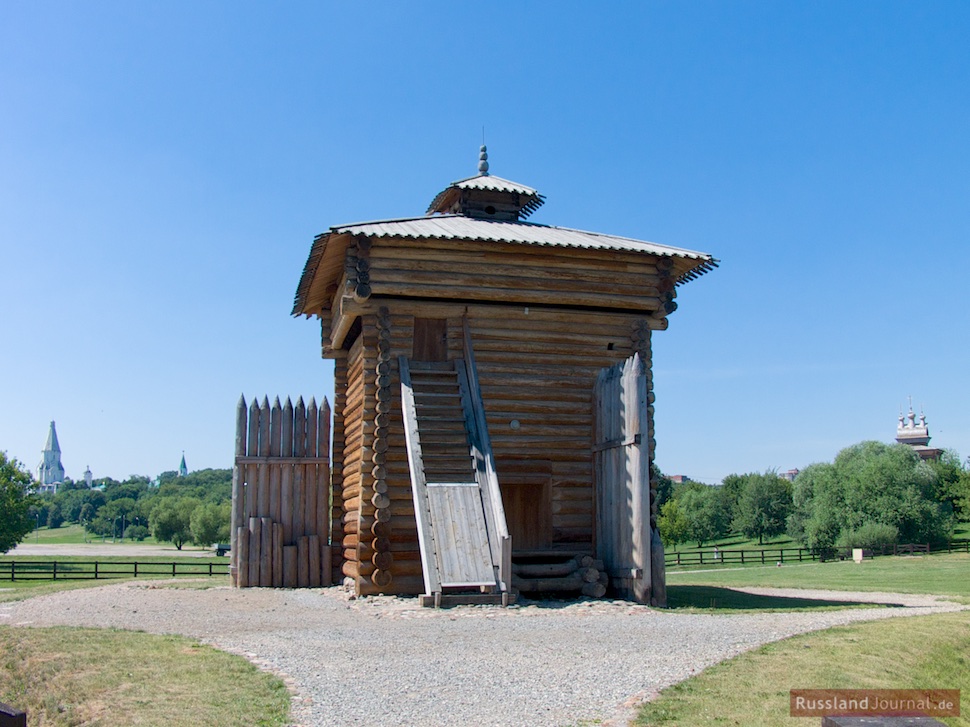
xmin=0 ymin=560 xmax=227 ymax=581
xmin=665 ymin=540 xmax=968 ymax=568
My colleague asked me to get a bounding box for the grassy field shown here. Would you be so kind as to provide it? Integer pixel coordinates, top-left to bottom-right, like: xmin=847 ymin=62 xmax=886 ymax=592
xmin=23 ymin=523 xmax=216 ymax=552
xmin=0 ymin=555 xmax=229 ymax=602
xmin=641 ymin=552 xmax=970 ymax=726
xmin=0 ymin=625 xmax=289 ymax=726
xmin=637 ymin=610 xmax=970 ymax=727
xmin=667 ymin=552 xmax=970 ymax=598
xmin=665 ymin=522 xmax=970 ymax=552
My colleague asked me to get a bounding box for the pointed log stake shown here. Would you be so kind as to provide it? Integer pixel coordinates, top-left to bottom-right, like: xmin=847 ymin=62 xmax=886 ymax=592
xmin=258 ymin=396 xmax=271 ymax=457
xmin=294 ymin=396 xmax=307 ymax=457
xmin=281 ymin=397 xmax=294 ymax=458
xmin=231 ymin=395 xmax=247 ymax=581
xmin=306 ymin=398 xmax=318 ymax=459
xmin=246 ymin=399 xmax=260 ymax=518
xmin=270 ymin=397 xmax=283 ymax=458
xmin=305 ymin=398 xmax=319 ymax=538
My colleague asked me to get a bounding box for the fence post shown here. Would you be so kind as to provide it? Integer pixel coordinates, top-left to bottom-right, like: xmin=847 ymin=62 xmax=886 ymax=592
xmin=94 ymin=562 xmax=99 ymax=579
xmin=740 ymin=550 xmax=744 ymax=564
xmin=9 ymin=561 xmax=13 ymax=582
xmin=761 ymin=550 xmax=765 ymax=564
xmin=134 ymin=562 xmax=138 ymax=578
xmin=53 ymin=562 xmax=57 ymax=580
xmin=172 ymin=562 xmax=176 ymax=577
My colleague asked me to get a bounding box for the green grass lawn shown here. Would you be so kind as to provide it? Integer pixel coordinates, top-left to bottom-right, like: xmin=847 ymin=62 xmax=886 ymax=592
xmin=0 ymin=625 xmax=289 ymax=726
xmin=24 ymin=523 xmax=216 ymax=551
xmin=0 ymin=555 xmax=230 ymax=602
xmin=667 ymin=552 xmax=970 ymax=598
xmin=641 ymin=551 xmax=970 ymax=726
xmin=637 ymin=610 xmax=970 ymax=727
xmin=665 ymin=522 xmax=970 ymax=553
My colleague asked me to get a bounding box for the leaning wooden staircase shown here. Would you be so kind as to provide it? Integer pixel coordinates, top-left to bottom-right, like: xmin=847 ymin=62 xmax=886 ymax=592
xmin=399 ymin=326 xmax=511 ymax=606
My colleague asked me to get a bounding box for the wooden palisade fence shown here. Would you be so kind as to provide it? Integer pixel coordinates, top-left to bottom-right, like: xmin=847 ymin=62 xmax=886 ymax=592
xmin=231 ymin=395 xmax=332 ymax=588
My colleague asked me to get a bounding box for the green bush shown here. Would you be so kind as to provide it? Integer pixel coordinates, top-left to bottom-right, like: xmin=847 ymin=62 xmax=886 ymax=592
xmin=124 ymin=524 xmax=150 ymax=541
xmin=836 ymin=522 xmax=900 ymax=549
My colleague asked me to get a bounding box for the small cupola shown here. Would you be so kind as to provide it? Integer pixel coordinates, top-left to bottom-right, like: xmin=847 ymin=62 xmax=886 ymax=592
xmin=426 ymin=145 xmax=546 ymax=221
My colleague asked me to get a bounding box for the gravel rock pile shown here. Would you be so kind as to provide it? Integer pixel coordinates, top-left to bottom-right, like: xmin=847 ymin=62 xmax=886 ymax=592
xmin=2 ymin=583 xmax=963 ymax=726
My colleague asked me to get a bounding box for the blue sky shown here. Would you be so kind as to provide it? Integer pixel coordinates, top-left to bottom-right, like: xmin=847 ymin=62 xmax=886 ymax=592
xmin=2 ymin=2 xmax=968 ymax=483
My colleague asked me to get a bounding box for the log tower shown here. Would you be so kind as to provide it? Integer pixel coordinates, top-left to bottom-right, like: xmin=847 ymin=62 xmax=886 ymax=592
xmin=292 ymin=148 xmax=716 ymax=605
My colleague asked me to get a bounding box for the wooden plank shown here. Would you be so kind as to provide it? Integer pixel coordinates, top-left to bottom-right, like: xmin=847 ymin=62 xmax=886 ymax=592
xmin=298 ymin=537 xmax=310 ymax=588
xmin=236 ymin=525 xmax=250 ymax=588
xmin=273 ymin=522 xmax=283 ymax=588
xmin=309 ymin=534 xmax=321 ymax=588
xmin=283 ymin=545 xmax=298 ymax=588
xmin=248 ymin=517 xmax=260 ymax=588
xmin=231 ymin=394 xmax=247 ymax=585
xmin=428 ymin=485 xmax=495 ymax=587
xmin=399 ymin=356 xmax=441 ymax=596
xmin=259 ymin=516 xmax=272 ymax=588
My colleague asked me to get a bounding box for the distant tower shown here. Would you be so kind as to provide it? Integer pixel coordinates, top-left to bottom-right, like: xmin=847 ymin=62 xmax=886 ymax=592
xmin=895 ymin=401 xmax=942 ymax=461
xmin=84 ymin=465 xmax=93 ymax=488
xmin=37 ymin=421 xmax=66 ymax=493
xmin=178 ymin=451 xmax=188 ymax=477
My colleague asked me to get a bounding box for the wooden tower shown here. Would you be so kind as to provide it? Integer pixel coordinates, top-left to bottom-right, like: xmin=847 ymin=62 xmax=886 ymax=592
xmin=292 ymin=148 xmax=716 ymax=605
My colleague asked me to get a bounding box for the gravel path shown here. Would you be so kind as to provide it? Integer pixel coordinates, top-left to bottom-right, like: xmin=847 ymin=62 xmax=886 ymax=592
xmin=1 ymin=583 xmax=964 ymax=726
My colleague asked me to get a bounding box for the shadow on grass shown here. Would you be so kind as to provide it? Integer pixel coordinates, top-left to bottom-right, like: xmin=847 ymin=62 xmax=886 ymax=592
xmin=666 ymin=585 xmax=899 ymax=611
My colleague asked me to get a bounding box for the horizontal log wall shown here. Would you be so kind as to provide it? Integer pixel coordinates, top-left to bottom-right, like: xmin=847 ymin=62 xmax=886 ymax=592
xmin=366 ymin=238 xmax=676 ymax=315
xmin=329 ymin=296 xmax=657 ymax=596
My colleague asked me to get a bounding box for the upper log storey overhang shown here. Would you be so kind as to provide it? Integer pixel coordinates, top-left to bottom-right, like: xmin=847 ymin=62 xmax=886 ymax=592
xmin=292 ymin=154 xmax=718 ymax=351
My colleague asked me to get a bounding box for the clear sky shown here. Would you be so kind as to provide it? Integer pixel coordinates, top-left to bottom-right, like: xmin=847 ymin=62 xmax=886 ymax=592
xmin=2 ymin=2 xmax=968 ymax=484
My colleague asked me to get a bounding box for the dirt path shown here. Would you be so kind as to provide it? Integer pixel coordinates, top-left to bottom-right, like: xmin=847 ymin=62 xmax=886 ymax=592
xmin=2 ymin=581 xmax=964 ymax=726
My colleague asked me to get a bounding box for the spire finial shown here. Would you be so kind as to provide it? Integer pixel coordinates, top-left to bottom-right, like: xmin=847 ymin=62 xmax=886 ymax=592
xmin=478 ymin=143 xmax=489 ymax=176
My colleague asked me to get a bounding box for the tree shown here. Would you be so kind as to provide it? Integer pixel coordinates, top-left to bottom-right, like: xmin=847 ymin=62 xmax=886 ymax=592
xmin=927 ymin=450 xmax=970 ymax=522
xmin=190 ymin=502 xmax=230 ymax=546
xmin=149 ymin=497 xmax=200 ymax=550
xmin=0 ymin=452 xmax=37 ymax=554
xmin=46 ymin=502 xmax=65 ymax=529
xmin=657 ymin=499 xmax=689 ymax=550
xmin=102 ymin=498 xmax=138 ymax=539
xmin=679 ymin=486 xmax=731 ymax=547
xmin=787 ymin=441 xmax=954 ymax=549
xmin=732 ymin=472 xmax=793 ymax=545
xmin=651 ymin=464 xmax=674 ymax=513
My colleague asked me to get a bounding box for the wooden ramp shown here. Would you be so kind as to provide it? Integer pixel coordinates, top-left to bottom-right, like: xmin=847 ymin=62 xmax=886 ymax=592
xmin=400 ymin=354 xmax=511 ymax=606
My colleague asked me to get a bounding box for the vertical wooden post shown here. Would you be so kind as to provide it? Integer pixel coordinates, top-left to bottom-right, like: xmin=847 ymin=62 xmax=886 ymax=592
xmin=294 ymin=397 xmax=307 ymax=539
xmin=281 ymin=398 xmax=294 ymax=545
xmin=237 ymin=526 xmax=250 ymax=588
xmin=309 ymin=534 xmax=321 ymax=588
xmin=246 ymin=399 xmax=260 ymax=519
xmin=283 ymin=545 xmax=298 ymax=588
xmin=248 ymin=517 xmax=261 ymax=587
xmin=298 ymin=536 xmax=310 ymax=588
xmin=231 ymin=395 xmax=247 ymax=587
xmin=272 ymin=523 xmax=283 ymax=588
xmin=269 ymin=397 xmax=283 ymax=525
xmin=260 ymin=516 xmax=273 ymax=587
xmin=257 ymin=397 xmax=271 ymax=516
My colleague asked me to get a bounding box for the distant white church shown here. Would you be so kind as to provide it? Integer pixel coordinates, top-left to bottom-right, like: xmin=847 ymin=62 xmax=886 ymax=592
xmin=37 ymin=421 xmax=66 ymax=494
xmin=896 ymin=402 xmax=942 ymax=461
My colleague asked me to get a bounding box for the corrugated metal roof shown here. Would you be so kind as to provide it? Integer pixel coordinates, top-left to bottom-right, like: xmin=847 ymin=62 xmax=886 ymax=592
xmin=293 ymin=213 xmax=719 ymax=316
xmin=452 ymin=174 xmax=540 ymax=197
xmin=331 ymin=214 xmax=714 ymax=261
xmin=426 ymin=174 xmax=545 ymax=218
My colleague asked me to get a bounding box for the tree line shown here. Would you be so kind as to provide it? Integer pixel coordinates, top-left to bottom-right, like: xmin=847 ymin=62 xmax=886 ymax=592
xmin=657 ymin=441 xmax=970 ymax=551
xmin=0 ymin=456 xmax=233 ymax=553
